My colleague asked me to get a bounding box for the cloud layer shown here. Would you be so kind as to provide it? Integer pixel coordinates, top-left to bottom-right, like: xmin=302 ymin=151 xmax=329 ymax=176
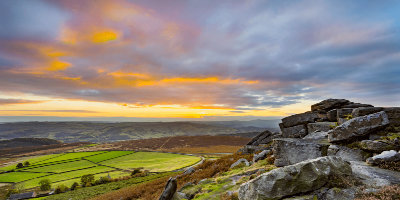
xmin=0 ymin=0 xmax=399 ymax=116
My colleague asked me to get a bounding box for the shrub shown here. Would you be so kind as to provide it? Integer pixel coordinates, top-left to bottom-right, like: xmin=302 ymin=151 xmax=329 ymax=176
xmin=16 ymin=163 xmax=23 ymax=169
xmin=71 ymin=182 xmax=79 ymax=190
xmin=39 ymin=179 xmax=51 ymax=191
xmin=81 ymin=174 xmax=95 ymax=186
xmin=131 ymin=168 xmax=143 ymax=176
xmin=95 ymin=176 xmax=111 ymax=185
xmin=23 ymin=161 xmax=30 ymax=166
xmin=55 ymin=184 xmax=69 ymax=194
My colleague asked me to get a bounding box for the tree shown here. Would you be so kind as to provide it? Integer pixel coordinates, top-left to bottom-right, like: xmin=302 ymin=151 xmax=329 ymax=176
xmin=81 ymin=174 xmax=94 ymax=186
xmin=39 ymin=179 xmax=51 ymax=191
xmin=16 ymin=163 xmax=23 ymax=169
xmin=23 ymin=161 xmax=30 ymax=166
xmin=71 ymin=182 xmax=79 ymax=190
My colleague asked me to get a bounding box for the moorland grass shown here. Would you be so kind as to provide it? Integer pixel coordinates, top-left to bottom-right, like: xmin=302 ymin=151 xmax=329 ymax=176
xmin=100 ymin=152 xmax=201 ymax=172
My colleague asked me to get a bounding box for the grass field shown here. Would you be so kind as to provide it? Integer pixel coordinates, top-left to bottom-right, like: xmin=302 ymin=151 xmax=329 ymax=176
xmin=100 ymin=152 xmax=201 ymax=172
xmin=19 ymin=160 xmax=97 ymax=173
xmin=0 ymin=172 xmax=49 ymax=182
xmin=0 ymin=150 xmax=200 ymax=190
xmin=84 ymin=151 xmax=132 ymax=163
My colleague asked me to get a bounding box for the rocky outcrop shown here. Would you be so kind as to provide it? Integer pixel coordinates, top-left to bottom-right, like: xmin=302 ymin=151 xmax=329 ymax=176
xmin=307 ymin=122 xmax=336 ymax=133
xmin=238 ymin=156 xmax=352 ymax=200
xmin=323 ymin=188 xmax=356 ymax=200
xmin=366 ymin=150 xmax=400 ymax=165
xmin=328 ymin=111 xmax=390 ymax=143
xmin=159 ymin=177 xmax=177 ymax=200
xmin=230 ymin=158 xmax=250 ymax=169
xmin=311 ymin=99 xmax=351 ymax=112
xmin=281 ymin=124 xmax=307 ymax=138
xmin=253 ymin=150 xmax=270 ymax=163
xmin=273 ymin=138 xmax=329 ymax=167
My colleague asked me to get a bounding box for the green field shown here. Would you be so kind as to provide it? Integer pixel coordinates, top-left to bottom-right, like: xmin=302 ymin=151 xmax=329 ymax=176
xmin=100 ymin=152 xmax=201 ymax=172
xmin=0 ymin=151 xmax=200 ymax=189
xmin=0 ymin=172 xmax=49 ymax=182
xmin=84 ymin=151 xmax=132 ymax=163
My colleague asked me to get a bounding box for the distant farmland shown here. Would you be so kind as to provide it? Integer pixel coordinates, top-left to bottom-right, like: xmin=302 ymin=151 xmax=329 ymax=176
xmin=0 ymin=151 xmax=201 ymax=189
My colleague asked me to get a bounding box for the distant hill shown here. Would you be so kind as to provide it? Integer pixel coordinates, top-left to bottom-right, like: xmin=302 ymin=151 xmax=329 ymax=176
xmin=0 ymin=138 xmax=61 ymax=149
xmin=0 ymin=121 xmax=278 ymax=143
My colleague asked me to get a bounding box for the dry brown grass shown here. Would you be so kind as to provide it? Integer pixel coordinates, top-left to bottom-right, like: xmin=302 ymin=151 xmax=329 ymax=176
xmin=356 ymin=185 xmax=400 ymax=200
xmin=91 ymin=153 xmax=252 ymax=200
xmin=378 ymin=161 xmax=400 ymax=172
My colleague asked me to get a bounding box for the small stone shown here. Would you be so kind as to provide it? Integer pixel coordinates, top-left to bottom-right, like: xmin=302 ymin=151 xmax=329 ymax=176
xmin=253 ymin=150 xmax=270 ymax=163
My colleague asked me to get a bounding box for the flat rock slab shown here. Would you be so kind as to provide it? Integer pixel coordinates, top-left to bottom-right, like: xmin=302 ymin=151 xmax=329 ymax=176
xmin=352 ymin=107 xmax=384 ymax=117
xmin=273 ymin=138 xmax=329 ymax=167
xmin=311 ymin=99 xmax=350 ymax=112
xmin=350 ymin=161 xmax=400 ymax=187
xmin=281 ymin=112 xmax=319 ymax=128
xmin=328 ymin=111 xmax=390 ymax=143
xmin=239 ymin=156 xmax=352 ymax=200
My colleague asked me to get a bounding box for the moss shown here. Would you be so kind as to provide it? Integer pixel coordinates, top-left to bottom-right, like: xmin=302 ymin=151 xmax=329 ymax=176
xmin=346 ymin=142 xmax=365 ymax=149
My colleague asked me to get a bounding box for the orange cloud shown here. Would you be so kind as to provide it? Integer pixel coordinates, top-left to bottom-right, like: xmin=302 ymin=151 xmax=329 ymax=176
xmin=92 ymin=31 xmax=119 ymax=43
xmin=47 ymin=60 xmax=71 ymax=71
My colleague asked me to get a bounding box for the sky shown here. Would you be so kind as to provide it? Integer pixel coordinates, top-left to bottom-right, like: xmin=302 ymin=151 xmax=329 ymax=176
xmin=0 ymin=0 xmax=399 ymax=122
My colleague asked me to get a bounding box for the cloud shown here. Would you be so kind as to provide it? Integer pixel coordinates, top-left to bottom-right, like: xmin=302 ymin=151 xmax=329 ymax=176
xmin=0 ymin=110 xmax=99 ymax=113
xmin=0 ymin=99 xmax=46 ymax=105
xmin=0 ymin=0 xmax=399 ymax=112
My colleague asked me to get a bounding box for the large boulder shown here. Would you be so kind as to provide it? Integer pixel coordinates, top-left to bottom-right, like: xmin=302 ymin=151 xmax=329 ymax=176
xmin=273 ymin=138 xmax=329 ymax=167
xmin=281 ymin=112 xmax=319 ymax=128
xmin=352 ymin=107 xmax=384 ymax=117
xmin=311 ymin=99 xmax=350 ymax=112
xmin=384 ymin=107 xmax=400 ymax=126
xmin=238 ymin=156 xmax=352 ymax=200
xmin=159 ymin=177 xmax=177 ymax=200
xmin=366 ymin=150 xmax=400 ymax=165
xmin=328 ymin=111 xmax=390 ymax=143
xmin=307 ymin=122 xmax=336 ymax=133
xmin=327 ymin=145 xmax=368 ymax=162
xmin=281 ymin=124 xmax=307 ymax=138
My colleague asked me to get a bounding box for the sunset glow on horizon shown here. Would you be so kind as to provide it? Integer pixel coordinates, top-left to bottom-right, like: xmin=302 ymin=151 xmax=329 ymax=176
xmin=0 ymin=0 xmax=399 ymax=121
